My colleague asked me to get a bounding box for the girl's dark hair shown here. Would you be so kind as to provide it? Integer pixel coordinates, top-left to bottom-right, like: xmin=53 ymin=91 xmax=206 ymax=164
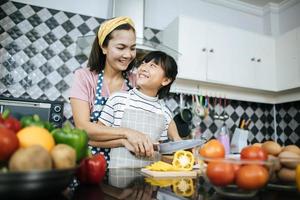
xmin=140 ymin=51 xmax=178 ymax=99
xmin=87 ymin=23 xmax=136 ymax=74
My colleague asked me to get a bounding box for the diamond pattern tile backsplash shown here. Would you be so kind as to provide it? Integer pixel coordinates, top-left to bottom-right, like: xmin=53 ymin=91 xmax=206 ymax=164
xmin=0 ymin=0 xmax=299 ymax=146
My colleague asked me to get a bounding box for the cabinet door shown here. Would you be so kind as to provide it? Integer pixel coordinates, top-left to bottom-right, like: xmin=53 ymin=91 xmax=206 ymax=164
xmin=206 ymin=23 xmax=234 ymax=84
xmin=254 ymin=36 xmax=276 ymax=91
xmin=276 ymin=28 xmax=300 ymax=90
xmin=177 ymin=17 xmax=207 ymax=81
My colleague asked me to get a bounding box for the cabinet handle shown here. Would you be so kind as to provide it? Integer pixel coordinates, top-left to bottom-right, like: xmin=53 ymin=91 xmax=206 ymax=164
xmin=257 ymin=58 xmax=261 ymax=62
xmin=209 ymin=49 xmax=214 ymax=53
xmin=202 ymin=48 xmax=206 ymax=52
xmin=251 ymin=57 xmax=255 ymax=61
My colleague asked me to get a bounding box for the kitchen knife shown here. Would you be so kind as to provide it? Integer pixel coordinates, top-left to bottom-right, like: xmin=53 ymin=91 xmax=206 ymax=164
xmin=154 ymin=139 xmax=206 ymax=154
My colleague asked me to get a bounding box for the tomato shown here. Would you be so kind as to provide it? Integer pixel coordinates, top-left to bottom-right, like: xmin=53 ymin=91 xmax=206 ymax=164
xmin=236 ymin=164 xmax=269 ymax=190
xmin=199 ymin=139 xmax=225 ymax=159
xmin=240 ymin=146 xmax=267 ymax=161
xmin=232 ymin=163 xmax=241 ymax=177
xmin=206 ymin=161 xmax=235 ymax=186
xmin=0 ymin=127 xmax=19 ymax=161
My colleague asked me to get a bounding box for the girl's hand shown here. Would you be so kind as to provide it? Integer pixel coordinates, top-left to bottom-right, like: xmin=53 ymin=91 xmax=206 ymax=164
xmin=123 ymin=128 xmax=154 ymax=157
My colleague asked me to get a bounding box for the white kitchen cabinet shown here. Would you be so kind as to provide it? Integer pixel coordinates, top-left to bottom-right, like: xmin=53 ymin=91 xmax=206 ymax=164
xmin=276 ymin=28 xmax=300 ymax=91
xmin=163 ymin=16 xmax=276 ymax=91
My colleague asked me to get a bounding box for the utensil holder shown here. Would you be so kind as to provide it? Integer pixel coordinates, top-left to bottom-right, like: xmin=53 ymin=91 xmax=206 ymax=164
xmin=230 ymin=128 xmax=249 ymax=154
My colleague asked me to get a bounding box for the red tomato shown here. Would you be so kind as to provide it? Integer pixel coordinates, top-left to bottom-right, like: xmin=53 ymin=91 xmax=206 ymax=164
xmin=236 ymin=164 xmax=269 ymax=190
xmin=206 ymin=161 xmax=235 ymax=186
xmin=0 ymin=127 xmax=19 ymax=161
xmin=232 ymin=163 xmax=241 ymax=177
xmin=199 ymin=139 xmax=225 ymax=159
xmin=240 ymin=146 xmax=267 ymax=161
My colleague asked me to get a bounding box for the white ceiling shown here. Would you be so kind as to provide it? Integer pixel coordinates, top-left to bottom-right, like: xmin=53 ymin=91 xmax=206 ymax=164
xmin=237 ymin=0 xmax=286 ymax=7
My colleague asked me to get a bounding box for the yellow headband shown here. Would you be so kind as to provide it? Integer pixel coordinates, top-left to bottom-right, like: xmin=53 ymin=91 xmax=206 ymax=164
xmin=98 ymin=16 xmax=135 ymax=47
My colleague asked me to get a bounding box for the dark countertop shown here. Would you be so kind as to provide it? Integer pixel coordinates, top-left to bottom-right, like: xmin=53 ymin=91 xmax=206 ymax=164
xmin=53 ymin=169 xmax=300 ymax=200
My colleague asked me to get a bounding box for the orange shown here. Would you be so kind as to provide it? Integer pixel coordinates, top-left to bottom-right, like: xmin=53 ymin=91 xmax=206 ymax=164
xmin=199 ymin=139 xmax=225 ymax=159
xmin=17 ymin=126 xmax=55 ymax=152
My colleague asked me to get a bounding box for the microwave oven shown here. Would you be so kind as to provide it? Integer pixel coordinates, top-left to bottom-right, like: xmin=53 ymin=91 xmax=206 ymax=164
xmin=0 ymin=96 xmax=64 ymax=128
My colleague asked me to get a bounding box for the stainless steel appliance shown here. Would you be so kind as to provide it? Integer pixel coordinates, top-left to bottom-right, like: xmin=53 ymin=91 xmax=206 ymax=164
xmin=0 ymin=97 xmax=64 ymax=128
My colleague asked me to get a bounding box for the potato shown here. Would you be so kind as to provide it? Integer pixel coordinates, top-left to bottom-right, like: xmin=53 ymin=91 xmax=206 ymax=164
xmin=252 ymin=143 xmax=262 ymax=147
xmin=9 ymin=145 xmax=52 ymax=172
xmin=268 ymin=155 xmax=281 ymax=171
xmin=277 ymin=167 xmax=296 ymax=182
xmin=278 ymin=151 xmax=300 ymax=169
xmin=282 ymin=145 xmax=300 ymax=155
xmin=262 ymin=141 xmax=282 ymax=156
xmin=50 ymin=144 xmax=76 ymax=169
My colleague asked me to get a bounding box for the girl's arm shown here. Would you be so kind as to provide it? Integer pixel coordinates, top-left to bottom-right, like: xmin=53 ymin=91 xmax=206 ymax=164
xmin=167 ymin=119 xmax=182 ymax=141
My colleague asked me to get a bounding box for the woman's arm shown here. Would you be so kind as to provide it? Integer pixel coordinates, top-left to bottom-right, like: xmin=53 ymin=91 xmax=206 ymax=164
xmin=70 ymin=98 xmax=154 ymax=156
xmin=167 ymin=119 xmax=182 ymax=141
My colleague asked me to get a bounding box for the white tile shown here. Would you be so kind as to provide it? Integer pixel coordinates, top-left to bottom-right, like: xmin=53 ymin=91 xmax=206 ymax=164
xmin=0 ymin=81 xmax=6 ymax=93
xmin=35 ymin=23 xmax=50 ymax=36
xmin=255 ymin=131 xmax=264 ymax=142
xmin=54 ymin=12 xmax=68 ymax=24
xmin=12 ymin=51 xmax=29 ymax=66
xmin=31 ymin=53 xmax=47 ymax=67
xmin=0 ymin=65 xmax=9 ymax=79
xmin=47 ymin=71 xmax=62 ymax=85
xmin=17 ymin=20 xmax=33 ymax=34
xmin=1 ymin=1 xmax=17 ymax=15
xmin=245 ymin=107 xmax=254 ymax=117
xmin=10 ymin=66 xmax=27 ymax=82
xmin=15 ymin=35 xmax=31 ymax=49
xmin=66 ymin=43 xmax=76 ymax=55
xmin=289 ymin=132 xmax=299 ymax=143
xmin=26 ymin=84 xmax=43 ymax=99
xmin=65 ymin=57 xmax=80 ymax=71
xmin=0 ymin=32 xmax=13 ymax=47
xmin=19 ymin=5 xmax=35 ymax=18
xmin=70 ymin=14 xmax=84 ymax=27
xmin=32 ymin=38 xmax=48 ymax=52
xmin=45 ymin=86 xmax=60 ymax=100
xmin=48 ymin=56 xmax=64 ymax=69
xmin=85 ymin=18 xmax=99 ymax=30
xmin=37 ymin=8 xmax=51 ymax=21
xmin=0 ymin=16 xmax=15 ymax=31
xmin=8 ymin=82 xmax=25 ymax=97
xmin=68 ymin=28 xmax=82 ymax=41
xmin=52 ymin=26 xmax=67 ymax=39
xmin=28 ymin=69 xmax=45 ymax=84
xmin=50 ymin=40 xmax=65 ymax=54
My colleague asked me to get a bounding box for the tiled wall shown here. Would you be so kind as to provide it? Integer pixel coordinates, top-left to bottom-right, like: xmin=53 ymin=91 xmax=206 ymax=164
xmin=0 ymin=0 xmax=299 ymax=146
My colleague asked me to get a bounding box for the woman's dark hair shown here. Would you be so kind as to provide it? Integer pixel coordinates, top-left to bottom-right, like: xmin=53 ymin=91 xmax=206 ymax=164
xmin=140 ymin=51 xmax=178 ymax=99
xmin=87 ymin=23 xmax=136 ymax=74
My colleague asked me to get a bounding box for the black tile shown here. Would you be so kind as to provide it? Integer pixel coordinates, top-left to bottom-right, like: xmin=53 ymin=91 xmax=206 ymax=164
xmin=45 ymin=17 xmax=59 ymax=29
xmin=65 ymin=11 xmax=75 ymax=18
xmin=267 ymin=126 xmax=274 ymax=135
xmin=5 ymin=42 xmax=21 ymax=54
xmin=41 ymin=47 xmax=55 ymax=60
xmin=57 ymin=64 xmax=71 ymax=77
xmin=267 ymin=114 xmax=273 ymax=124
xmin=31 ymin=5 xmax=43 ymax=13
xmin=0 ymin=24 xmax=4 ymax=34
xmin=260 ymin=126 xmax=267 ymax=135
xmin=39 ymin=62 xmax=54 ymax=75
xmin=283 ymin=113 xmax=292 ymax=124
xmin=55 ymin=80 xmax=69 ymax=92
xmin=276 ymin=114 xmax=282 ymax=123
xmin=75 ymin=54 xmax=88 ymax=64
xmin=7 ymin=26 xmax=22 ymax=39
xmin=149 ymin=36 xmax=160 ymax=44
xmin=78 ymin=23 xmax=90 ymax=35
xmin=80 ymin=14 xmax=90 ymax=21
xmin=19 ymin=92 xmax=31 ymax=99
xmin=95 ymin=18 xmax=105 ymax=24
xmin=9 ymin=10 xmax=25 ymax=24
xmin=20 ymin=77 xmax=33 ymax=89
xmin=251 ymin=113 xmax=258 ymax=123
xmin=12 ymin=1 xmax=26 ymax=9
xmin=25 ymin=29 xmax=40 ymax=42
xmin=48 ymin=8 xmax=59 ymax=15
xmin=28 ymin=14 xmax=42 ymax=27
xmin=250 ymin=126 xmax=259 ymax=135
xmin=284 ymin=126 xmax=293 ymax=136
xmin=0 ymin=7 xmax=6 ymax=20
xmin=208 ymin=123 xmax=218 ymax=133
xmin=60 ymin=35 xmax=73 ymax=47
xmin=3 ymin=59 xmax=18 ymax=72
xmin=230 ymin=112 xmax=239 ymax=122
xmin=62 ymin=20 xmax=75 ymax=32
xmin=43 ymin=32 xmax=57 ymax=45
xmin=37 ymin=78 xmax=52 ymax=90
xmin=0 ymin=74 xmax=14 ymax=86
xmin=58 ymin=49 xmax=72 ymax=62
xmin=24 ymin=45 xmax=38 ymax=58
xmin=260 ymin=114 xmax=266 ymax=123
xmin=21 ymin=61 xmax=36 ymax=73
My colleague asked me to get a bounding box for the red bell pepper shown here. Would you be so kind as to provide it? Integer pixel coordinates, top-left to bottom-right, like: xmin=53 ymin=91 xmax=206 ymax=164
xmin=0 ymin=109 xmax=21 ymax=133
xmin=77 ymin=154 xmax=107 ymax=184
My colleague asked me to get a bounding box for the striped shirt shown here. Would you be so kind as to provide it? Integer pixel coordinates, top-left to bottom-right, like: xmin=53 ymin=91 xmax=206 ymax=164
xmin=98 ymin=88 xmax=172 ymax=141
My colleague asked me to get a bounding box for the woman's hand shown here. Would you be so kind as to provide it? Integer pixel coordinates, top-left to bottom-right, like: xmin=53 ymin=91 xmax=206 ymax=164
xmin=122 ymin=128 xmax=154 ymax=157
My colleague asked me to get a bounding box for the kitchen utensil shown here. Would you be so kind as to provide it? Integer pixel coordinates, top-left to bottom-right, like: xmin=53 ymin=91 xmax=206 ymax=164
xmin=154 ymin=139 xmax=206 ymax=154
xmin=204 ymin=95 xmax=210 ymax=118
xmin=0 ymin=167 xmax=76 ymax=198
xmin=218 ymin=97 xmax=224 ymax=120
xmin=198 ymin=95 xmax=205 ymax=118
xmin=212 ymin=97 xmax=218 ymax=119
xmin=174 ymin=114 xmax=190 ymax=138
xmin=223 ymin=97 xmax=229 ymax=120
xmin=180 ymin=94 xmax=192 ymax=123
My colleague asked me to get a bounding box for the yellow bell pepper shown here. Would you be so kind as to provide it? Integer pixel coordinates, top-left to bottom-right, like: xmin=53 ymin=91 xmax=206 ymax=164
xmin=172 ymin=150 xmax=194 ymax=171
xmin=172 ymin=178 xmax=194 ymax=197
xmin=296 ymin=164 xmax=300 ymax=192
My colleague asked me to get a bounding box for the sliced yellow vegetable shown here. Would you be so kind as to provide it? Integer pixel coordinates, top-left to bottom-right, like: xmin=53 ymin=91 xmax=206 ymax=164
xmin=145 ymin=177 xmax=173 ymax=187
xmin=172 ymin=150 xmax=194 ymax=171
xmin=172 ymin=178 xmax=194 ymax=197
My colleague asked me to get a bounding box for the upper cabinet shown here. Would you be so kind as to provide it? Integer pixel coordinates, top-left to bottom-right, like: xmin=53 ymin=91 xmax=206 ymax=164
xmin=276 ymin=27 xmax=300 ymax=91
xmin=163 ymin=16 xmax=276 ymax=91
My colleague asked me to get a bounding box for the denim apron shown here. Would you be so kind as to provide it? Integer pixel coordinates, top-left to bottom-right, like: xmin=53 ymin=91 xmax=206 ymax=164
xmin=89 ymin=70 xmax=132 ymax=164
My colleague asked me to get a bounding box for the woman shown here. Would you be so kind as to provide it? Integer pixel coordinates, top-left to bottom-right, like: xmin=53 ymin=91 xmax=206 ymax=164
xmin=69 ymin=17 xmax=180 ymax=163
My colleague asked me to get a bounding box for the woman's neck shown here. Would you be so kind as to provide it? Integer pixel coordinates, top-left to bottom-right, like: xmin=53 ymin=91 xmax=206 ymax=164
xmin=103 ymin=67 xmax=124 ymax=83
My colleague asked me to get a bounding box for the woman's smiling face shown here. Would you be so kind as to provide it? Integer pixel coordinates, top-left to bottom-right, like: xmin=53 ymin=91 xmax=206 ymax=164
xmin=102 ymin=29 xmax=136 ymax=71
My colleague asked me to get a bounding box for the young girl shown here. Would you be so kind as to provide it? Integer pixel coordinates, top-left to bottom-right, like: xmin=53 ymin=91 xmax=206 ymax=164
xmin=98 ymin=51 xmax=180 ymax=168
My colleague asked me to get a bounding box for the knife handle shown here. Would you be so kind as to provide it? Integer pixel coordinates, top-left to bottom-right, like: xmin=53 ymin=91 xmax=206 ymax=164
xmin=153 ymin=143 xmax=160 ymax=151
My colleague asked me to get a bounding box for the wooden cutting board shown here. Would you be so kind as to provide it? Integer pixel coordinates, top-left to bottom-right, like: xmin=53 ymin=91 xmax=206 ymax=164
xmin=140 ymin=168 xmax=197 ymax=178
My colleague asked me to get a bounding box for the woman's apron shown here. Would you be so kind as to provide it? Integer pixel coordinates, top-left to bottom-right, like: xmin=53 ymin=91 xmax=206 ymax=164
xmin=109 ymin=90 xmax=165 ymax=168
xmin=89 ymin=70 xmax=132 ymax=164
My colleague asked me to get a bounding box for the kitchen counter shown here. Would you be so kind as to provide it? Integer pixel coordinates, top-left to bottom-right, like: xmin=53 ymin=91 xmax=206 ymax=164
xmin=30 ymin=168 xmax=300 ymax=200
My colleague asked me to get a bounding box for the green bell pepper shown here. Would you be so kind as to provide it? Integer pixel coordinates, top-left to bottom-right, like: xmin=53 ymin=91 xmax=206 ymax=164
xmin=20 ymin=114 xmax=55 ymax=132
xmin=51 ymin=123 xmax=88 ymax=161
